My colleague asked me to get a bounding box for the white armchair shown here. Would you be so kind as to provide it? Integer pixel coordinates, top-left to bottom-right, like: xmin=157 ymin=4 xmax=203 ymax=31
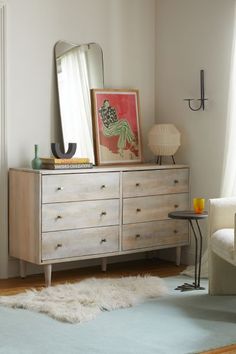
xmin=208 ymin=197 xmax=236 ymax=295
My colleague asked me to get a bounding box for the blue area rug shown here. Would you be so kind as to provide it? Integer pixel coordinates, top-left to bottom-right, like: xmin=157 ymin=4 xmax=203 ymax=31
xmin=0 ymin=275 xmax=236 ymax=354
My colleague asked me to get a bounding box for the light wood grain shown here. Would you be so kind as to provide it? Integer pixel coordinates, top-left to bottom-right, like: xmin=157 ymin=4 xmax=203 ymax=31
xmin=10 ymin=164 xmax=189 ymax=175
xmin=42 ymin=226 xmax=119 ymax=260
xmin=42 ymin=199 xmax=120 ymax=232
xmin=123 ymin=168 xmax=189 ymax=197
xmin=9 ymin=165 xmax=190 ymax=285
xmin=42 ymin=172 xmax=120 ymax=203
xmin=123 ymin=193 xmax=189 ymax=224
xmin=44 ymin=264 xmax=52 ymax=287
xmin=122 ymin=220 xmax=189 ymax=251
xmin=201 ymin=345 xmax=236 ymax=354
xmin=9 ymin=170 xmax=41 ymax=264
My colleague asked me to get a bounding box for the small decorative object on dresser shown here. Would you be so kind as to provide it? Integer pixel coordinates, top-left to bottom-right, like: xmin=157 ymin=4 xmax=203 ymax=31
xmin=193 ymin=198 xmax=205 ymax=214
xmin=40 ymin=157 xmax=93 ymax=170
xmin=31 ymin=144 xmax=42 ymax=170
xmin=51 ymin=142 xmax=77 ymax=159
xmin=9 ymin=164 xmax=190 ymax=286
xmin=91 ymin=89 xmax=142 ymax=165
xmin=148 ymin=124 xmax=181 ymax=165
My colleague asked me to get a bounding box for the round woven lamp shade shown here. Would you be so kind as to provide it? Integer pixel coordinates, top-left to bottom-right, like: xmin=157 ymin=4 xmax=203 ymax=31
xmin=148 ymin=124 xmax=181 ymax=156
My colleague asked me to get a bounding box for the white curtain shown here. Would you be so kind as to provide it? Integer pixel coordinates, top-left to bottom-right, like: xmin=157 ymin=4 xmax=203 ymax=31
xmin=57 ymin=46 xmax=95 ymax=163
xmin=221 ymin=14 xmax=236 ymax=197
xmin=182 ymin=6 xmax=236 ymax=278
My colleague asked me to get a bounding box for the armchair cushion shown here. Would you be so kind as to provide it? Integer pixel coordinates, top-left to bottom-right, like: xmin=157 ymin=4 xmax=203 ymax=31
xmin=208 ymin=197 xmax=236 ymax=235
xmin=211 ymin=228 xmax=235 ymax=264
xmin=208 ymin=197 xmax=236 ymax=295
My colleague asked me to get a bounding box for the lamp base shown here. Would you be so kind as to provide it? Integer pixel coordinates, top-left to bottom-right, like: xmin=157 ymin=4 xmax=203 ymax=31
xmin=156 ymin=155 xmax=176 ymax=165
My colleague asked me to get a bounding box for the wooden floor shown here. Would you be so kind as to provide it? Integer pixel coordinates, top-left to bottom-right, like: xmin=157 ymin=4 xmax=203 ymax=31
xmin=0 ymin=258 xmax=184 ymax=295
xmin=0 ymin=258 xmax=235 ymax=354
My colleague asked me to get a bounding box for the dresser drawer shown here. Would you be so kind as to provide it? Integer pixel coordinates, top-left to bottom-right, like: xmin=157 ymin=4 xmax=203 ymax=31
xmin=42 ymin=226 xmax=119 ymax=261
xmin=42 ymin=199 xmax=119 ymax=232
xmin=42 ymin=172 xmax=120 ymax=203
xmin=123 ymin=169 xmax=189 ymax=197
xmin=123 ymin=193 xmax=189 ymax=224
xmin=122 ymin=220 xmax=189 ymax=251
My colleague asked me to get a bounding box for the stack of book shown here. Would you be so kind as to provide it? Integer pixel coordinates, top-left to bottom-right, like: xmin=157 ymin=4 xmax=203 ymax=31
xmin=40 ymin=157 xmax=93 ymax=170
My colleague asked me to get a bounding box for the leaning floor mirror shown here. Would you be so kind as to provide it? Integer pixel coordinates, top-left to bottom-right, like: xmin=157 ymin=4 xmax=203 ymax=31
xmin=55 ymin=40 xmax=104 ymax=164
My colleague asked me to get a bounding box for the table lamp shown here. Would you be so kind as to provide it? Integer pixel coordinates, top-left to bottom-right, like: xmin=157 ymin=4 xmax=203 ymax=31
xmin=148 ymin=124 xmax=181 ymax=164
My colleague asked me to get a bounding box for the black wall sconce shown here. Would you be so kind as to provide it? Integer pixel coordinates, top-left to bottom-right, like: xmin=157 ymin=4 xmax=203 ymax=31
xmin=184 ymin=70 xmax=208 ymax=111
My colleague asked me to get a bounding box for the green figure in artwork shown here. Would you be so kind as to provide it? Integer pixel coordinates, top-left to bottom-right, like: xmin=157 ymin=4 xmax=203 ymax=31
xmin=98 ymin=99 xmax=137 ymax=157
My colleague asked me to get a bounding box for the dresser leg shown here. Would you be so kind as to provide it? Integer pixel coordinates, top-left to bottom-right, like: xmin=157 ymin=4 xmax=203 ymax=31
xmin=101 ymin=258 xmax=107 ymax=272
xmin=176 ymin=247 xmax=181 ymax=266
xmin=19 ymin=260 xmax=27 ymax=278
xmin=44 ymin=264 xmax=52 ymax=287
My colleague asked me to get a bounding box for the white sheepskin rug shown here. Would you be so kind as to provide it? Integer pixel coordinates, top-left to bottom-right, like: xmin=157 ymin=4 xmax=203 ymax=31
xmin=0 ymin=276 xmax=167 ymax=323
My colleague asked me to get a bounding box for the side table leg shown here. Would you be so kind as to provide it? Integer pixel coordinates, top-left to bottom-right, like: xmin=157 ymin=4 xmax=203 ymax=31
xmin=189 ymin=220 xmax=198 ymax=288
xmin=196 ymin=219 xmax=203 ymax=287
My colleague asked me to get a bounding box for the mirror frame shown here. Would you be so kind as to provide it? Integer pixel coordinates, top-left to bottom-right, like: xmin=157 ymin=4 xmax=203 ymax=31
xmin=54 ymin=40 xmax=104 ymax=163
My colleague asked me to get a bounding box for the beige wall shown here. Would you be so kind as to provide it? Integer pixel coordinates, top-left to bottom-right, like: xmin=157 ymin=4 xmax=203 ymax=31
xmin=7 ymin=0 xmax=156 ymax=167
xmin=3 ymin=0 xmax=156 ymax=277
xmin=156 ymin=0 xmax=236 ymax=263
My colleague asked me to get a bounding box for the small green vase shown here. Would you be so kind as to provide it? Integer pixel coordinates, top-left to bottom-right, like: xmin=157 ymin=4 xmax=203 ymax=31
xmin=31 ymin=144 xmax=42 ymax=170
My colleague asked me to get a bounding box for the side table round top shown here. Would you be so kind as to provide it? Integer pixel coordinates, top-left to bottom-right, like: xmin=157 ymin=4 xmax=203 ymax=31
xmin=168 ymin=210 xmax=208 ymax=220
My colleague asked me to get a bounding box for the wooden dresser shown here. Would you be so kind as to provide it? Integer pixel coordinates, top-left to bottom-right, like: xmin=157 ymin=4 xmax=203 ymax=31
xmin=9 ymin=164 xmax=190 ymax=286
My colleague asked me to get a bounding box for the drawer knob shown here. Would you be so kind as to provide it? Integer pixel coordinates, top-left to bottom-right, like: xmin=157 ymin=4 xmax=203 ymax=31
xmin=56 ymin=243 xmax=62 ymax=248
xmin=57 ymin=186 xmax=64 ymax=191
xmin=174 ymin=229 xmax=178 ymax=234
xmin=135 ymin=234 xmax=141 ymax=238
xmin=101 ymin=185 xmax=106 ymax=189
xmin=101 ymin=211 xmax=107 ymax=216
xmin=174 ymin=204 xmax=179 ymax=209
xmin=100 ymin=238 xmax=107 ymax=243
xmin=174 ymin=180 xmax=179 ymax=184
xmin=56 ymin=215 xmax=63 ymax=219
xmin=136 ymin=208 xmax=141 ymax=212
xmin=136 ymin=183 xmax=140 ymax=187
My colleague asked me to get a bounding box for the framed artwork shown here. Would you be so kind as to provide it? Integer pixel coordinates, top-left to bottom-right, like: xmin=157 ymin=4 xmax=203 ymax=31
xmin=91 ymin=89 xmax=142 ymax=165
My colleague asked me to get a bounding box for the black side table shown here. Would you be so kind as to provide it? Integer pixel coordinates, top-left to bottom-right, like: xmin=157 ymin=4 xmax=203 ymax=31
xmin=168 ymin=210 xmax=208 ymax=291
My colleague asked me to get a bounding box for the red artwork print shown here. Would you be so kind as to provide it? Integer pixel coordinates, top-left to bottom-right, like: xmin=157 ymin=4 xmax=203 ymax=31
xmin=96 ymin=92 xmax=139 ymax=155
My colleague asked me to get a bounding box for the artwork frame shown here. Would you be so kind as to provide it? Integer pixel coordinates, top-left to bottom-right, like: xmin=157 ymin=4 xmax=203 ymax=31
xmin=91 ymin=89 xmax=142 ymax=165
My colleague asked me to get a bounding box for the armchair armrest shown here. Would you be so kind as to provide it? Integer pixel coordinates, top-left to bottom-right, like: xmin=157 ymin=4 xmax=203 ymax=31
xmin=208 ymin=197 xmax=236 ymax=236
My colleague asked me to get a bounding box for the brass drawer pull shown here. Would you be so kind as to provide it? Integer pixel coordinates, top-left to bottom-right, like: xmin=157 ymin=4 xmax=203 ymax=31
xmin=101 ymin=185 xmax=106 ymax=189
xmin=57 ymin=186 xmax=64 ymax=191
xmin=101 ymin=211 xmax=107 ymax=216
xmin=100 ymin=238 xmax=107 ymax=243
xmin=174 ymin=204 xmax=179 ymax=209
xmin=136 ymin=183 xmax=140 ymax=187
xmin=174 ymin=229 xmax=178 ymax=234
xmin=136 ymin=208 xmax=141 ymax=212
xmin=135 ymin=234 xmax=141 ymax=238
xmin=174 ymin=180 xmax=179 ymax=184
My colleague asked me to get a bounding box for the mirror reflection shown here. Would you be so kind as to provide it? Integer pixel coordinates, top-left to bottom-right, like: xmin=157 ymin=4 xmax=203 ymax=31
xmin=55 ymin=41 xmax=104 ymax=164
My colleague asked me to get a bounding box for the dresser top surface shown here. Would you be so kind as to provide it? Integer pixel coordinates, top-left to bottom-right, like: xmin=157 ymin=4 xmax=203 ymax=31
xmin=10 ymin=163 xmax=189 ymax=175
